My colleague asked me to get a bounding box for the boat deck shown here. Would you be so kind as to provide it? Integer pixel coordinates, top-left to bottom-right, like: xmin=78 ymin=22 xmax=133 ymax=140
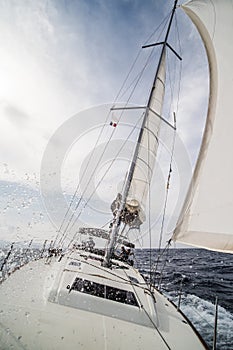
xmin=0 ymin=250 xmax=208 ymax=349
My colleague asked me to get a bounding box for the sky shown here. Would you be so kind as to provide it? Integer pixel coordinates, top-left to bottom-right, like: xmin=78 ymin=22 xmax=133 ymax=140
xmin=0 ymin=0 xmax=209 ymax=245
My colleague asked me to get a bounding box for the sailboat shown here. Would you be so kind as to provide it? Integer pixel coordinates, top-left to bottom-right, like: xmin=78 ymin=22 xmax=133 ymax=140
xmin=0 ymin=0 xmax=233 ymax=349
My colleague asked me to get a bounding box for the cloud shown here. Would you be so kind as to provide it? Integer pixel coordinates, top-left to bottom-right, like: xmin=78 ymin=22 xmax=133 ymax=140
xmin=4 ymin=104 xmax=29 ymax=127
xmin=0 ymin=0 xmax=207 ymax=177
xmin=0 ymin=0 xmax=209 ymax=244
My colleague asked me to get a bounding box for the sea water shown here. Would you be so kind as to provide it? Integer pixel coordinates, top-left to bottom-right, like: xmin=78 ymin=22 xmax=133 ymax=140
xmin=135 ymin=248 xmax=233 ymax=350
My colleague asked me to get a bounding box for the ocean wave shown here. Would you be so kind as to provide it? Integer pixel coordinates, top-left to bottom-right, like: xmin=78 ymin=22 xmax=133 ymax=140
xmin=170 ymin=293 xmax=233 ymax=350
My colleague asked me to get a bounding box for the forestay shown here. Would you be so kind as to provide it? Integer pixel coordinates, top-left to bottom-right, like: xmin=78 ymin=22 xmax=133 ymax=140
xmin=173 ymin=0 xmax=233 ymax=253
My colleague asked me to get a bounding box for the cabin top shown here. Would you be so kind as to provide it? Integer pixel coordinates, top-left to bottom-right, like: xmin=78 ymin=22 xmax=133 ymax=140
xmin=48 ymin=249 xmax=158 ymax=327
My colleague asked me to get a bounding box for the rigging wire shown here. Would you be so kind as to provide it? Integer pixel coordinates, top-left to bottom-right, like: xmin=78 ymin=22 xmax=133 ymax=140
xmin=114 ymin=50 xmax=142 ymax=102
xmin=159 ymin=116 xmax=176 ymax=250
xmin=57 ymin=31 xmax=167 ymax=247
xmin=153 ymin=112 xmax=176 ymax=281
xmin=157 ymin=241 xmax=172 ymax=290
xmin=148 ymin=173 xmax=153 ymax=289
xmin=122 ymin=268 xmax=171 ymax=350
xmin=174 ymin=12 xmax=183 ymax=115
xmin=55 ymin=18 xmax=160 ymax=247
xmin=63 ymin=35 xmax=171 ymax=248
xmin=57 ymin=80 xmax=145 ymax=247
xmin=145 ymin=108 xmax=153 ymax=289
xmin=144 ymin=12 xmax=171 ymax=46
xmin=126 ymin=226 xmax=144 ymax=249
xmin=152 ymin=12 xmax=183 ymax=280
xmin=64 ymin=115 xmax=144 ymax=248
xmin=56 ymin=7 xmax=181 ymax=252
xmin=53 ymin=108 xmax=113 ymax=246
xmin=151 ymin=239 xmax=171 ymax=289
xmin=62 ymin=112 xmax=146 ymax=248
xmin=118 ymin=14 xmax=171 ymax=102
xmin=56 ymin=124 xmax=117 ymax=247
xmin=112 ymin=14 xmax=170 ymax=104
xmin=110 ymin=14 xmax=175 ymax=274
xmin=100 ymin=219 xmax=113 ymax=229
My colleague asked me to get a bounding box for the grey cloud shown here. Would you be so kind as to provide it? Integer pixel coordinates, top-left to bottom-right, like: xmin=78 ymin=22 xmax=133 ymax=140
xmin=4 ymin=105 xmax=29 ymax=127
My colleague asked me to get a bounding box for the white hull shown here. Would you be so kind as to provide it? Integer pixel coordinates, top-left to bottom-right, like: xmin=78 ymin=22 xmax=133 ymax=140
xmin=0 ymin=250 xmax=207 ymax=349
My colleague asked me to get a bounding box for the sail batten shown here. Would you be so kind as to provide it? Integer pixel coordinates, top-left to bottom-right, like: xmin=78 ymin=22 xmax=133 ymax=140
xmin=173 ymin=0 xmax=233 ymax=253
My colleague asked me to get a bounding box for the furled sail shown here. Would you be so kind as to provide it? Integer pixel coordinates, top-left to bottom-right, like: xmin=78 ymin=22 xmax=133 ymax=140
xmin=173 ymin=0 xmax=233 ymax=253
xmin=123 ymin=50 xmax=166 ymax=225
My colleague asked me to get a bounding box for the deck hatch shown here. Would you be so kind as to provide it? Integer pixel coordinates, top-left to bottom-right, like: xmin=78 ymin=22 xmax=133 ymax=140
xmin=70 ymin=277 xmax=139 ymax=307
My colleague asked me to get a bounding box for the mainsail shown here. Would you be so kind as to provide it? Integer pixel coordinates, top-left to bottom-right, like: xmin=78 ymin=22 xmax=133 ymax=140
xmin=173 ymin=0 xmax=233 ymax=253
xmin=125 ymin=51 xmax=166 ymax=222
xmin=105 ymin=2 xmax=177 ymax=266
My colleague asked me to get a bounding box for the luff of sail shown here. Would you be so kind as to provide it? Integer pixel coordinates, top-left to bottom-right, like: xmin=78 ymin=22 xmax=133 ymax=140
xmin=173 ymin=0 xmax=233 ymax=253
xmin=125 ymin=50 xmax=166 ymax=225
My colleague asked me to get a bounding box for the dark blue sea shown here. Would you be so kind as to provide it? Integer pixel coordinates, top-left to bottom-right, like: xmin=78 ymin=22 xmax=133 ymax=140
xmin=135 ymin=248 xmax=233 ymax=350
xmin=0 ymin=245 xmax=232 ymax=349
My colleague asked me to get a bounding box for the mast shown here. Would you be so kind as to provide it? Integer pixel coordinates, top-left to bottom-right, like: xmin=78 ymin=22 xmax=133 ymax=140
xmin=103 ymin=0 xmax=178 ymax=267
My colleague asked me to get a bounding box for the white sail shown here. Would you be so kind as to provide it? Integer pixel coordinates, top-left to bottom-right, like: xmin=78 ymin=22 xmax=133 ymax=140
xmin=126 ymin=51 xmax=166 ymax=217
xmin=173 ymin=0 xmax=233 ymax=253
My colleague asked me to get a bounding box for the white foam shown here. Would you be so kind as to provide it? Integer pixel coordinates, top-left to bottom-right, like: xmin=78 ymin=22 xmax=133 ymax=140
xmin=171 ymin=293 xmax=233 ymax=349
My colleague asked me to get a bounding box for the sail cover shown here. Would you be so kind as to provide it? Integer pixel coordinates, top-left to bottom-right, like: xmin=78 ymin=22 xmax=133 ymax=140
xmin=126 ymin=51 xmax=166 ymax=220
xmin=173 ymin=0 xmax=233 ymax=253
